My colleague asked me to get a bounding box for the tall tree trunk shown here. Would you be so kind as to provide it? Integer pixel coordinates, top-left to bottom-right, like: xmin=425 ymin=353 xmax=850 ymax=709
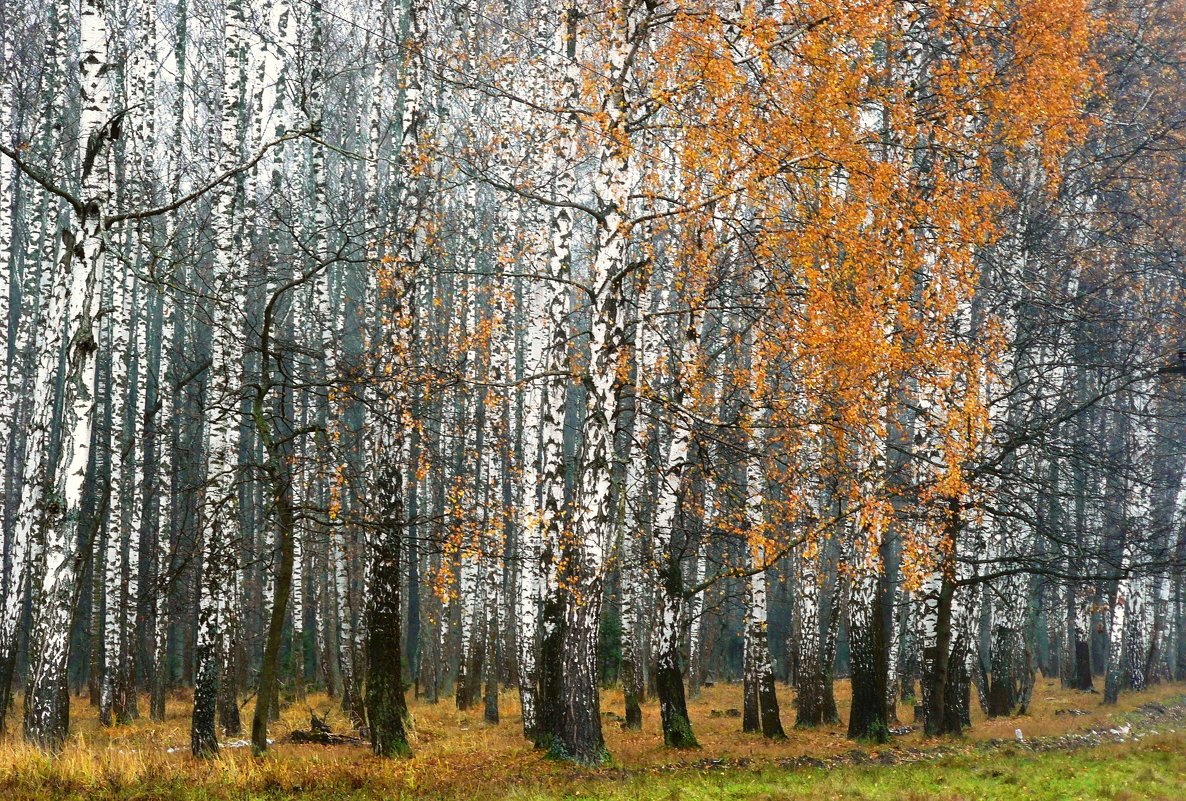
xmin=619 ymin=274 xmax=656 ymax=732
xmin=23 ymin=0 xmax=116 ymax=750
xmin=100 ymin=253 xmax=133 ymax=726
xmin=534 ymin=0 xmax=578 ymax=752
xmin=248 ymin=346 xmax=296 ymax=753
xmin=192 ymin=0 xmax=247 ymax=757
xmin=150 ymin=284 xmax=176 ymax=722
xmin=745 ymin=546 xmax=785 ymax=740
xmin=742 ymin=370 xmax=784 ymax=741
xmin=515 ymin=266 xmax=545 ymax=738
xmin=362 ymin=0 xmax=423 ymax=757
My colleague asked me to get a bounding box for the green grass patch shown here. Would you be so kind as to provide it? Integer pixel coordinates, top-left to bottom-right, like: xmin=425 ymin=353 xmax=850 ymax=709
xmin=513 ymin=736 xmax=1186 ymax=801
xmin=3 ymin=733 xmax=1183 ymax=801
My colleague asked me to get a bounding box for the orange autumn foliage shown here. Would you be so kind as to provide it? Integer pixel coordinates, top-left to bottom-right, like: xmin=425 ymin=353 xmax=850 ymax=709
xmin=620 ymin=0 xmax=1094 ymax=579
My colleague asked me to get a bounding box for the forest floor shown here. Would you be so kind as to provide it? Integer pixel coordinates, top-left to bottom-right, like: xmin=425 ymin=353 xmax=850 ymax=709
xmin=1 ymin=678 xmax=1184 ymax=800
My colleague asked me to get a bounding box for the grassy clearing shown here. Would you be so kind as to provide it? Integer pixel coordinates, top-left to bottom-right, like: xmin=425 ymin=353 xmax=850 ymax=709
xmin=508 ymin=735 xmax=1186 ymax=801
xmin=0 ymin=678 xmax=1181 ymax=800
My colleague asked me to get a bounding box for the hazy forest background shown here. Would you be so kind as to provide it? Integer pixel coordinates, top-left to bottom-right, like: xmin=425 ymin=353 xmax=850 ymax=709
xmin=2 ymin=0 xmax=1186 ymax=798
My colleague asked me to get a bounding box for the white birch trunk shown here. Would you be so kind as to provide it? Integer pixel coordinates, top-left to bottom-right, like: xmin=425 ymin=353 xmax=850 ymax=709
xmin=619 ymin=274 xmax=658 ymax=726
xmin=23 ymin=0 xmax=115 ymax=749
xmin=534 ymin=6 xmax=580 ymax=744
xmin=794 ymin=536 xmax=826 ymax=726
xmin=514 ymin=212 xmax=548 ymax=735
xmin=126 ymin=280 xmax=147 ymax=721
xmin=557 ymin=2 xmax=639 ymax=761
xmin=1104 ymin=544 xmax=1133 ymax=704
xmin=650 ymin=292 xmax=702 ymax=746
xmin=192 ymin=0 xmax=248 ymax=756
xmin=100 ymin=257 xmax=133 ymax=726
xmin=0 ymin=27 xmax=13 ymax=552
xmin=151 ymin=282 xmax=176 ymax=720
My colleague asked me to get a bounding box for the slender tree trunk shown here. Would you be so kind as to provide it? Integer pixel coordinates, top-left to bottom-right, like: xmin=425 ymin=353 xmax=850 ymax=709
xmin=362 ymin=0 xmax=422 ymax=757
xmin=1104 ymin=548 xmax=1133 ymax=705
xmin=248 ymin=390 xmax=296 ymax=753
xmin=619 ymin=276 xmax=656 ymax=732
xmin=0 ymin=0 xmax=21 ymax=737
xmin=192 ymin=0 xmax=248 ymax=757
xmin=100 ymin=254 xmax=133 ymax=727
xmin=150 ymin=287 xmax=175 ymax=722
xmin=534 ymin=2 xmax=578 ymax=752
xmin=794 ymin=544 xmax=827 ymax=727
xmin=745 ymin=546 xmax=785 ymax=740
xmin=515 ymin=268 xmax=545 ymax=738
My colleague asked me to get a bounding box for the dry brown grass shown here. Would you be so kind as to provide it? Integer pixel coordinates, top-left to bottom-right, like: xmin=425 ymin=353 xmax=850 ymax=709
xmin=0 ymin=676 xmax=1179 ymax=800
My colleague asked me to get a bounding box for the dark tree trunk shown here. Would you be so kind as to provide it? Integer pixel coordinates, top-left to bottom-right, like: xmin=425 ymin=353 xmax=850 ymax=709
xmin=757 ymin=662 xmax=786 ymax=740
xmin=622 ymin=656 xmax=643 ymax=729
xmin=920 ymin=502 xmax=961 ymax=737
xmin=535 ymin=559 xmax=565 ymax=748
xmin=948 ymin=625 xmax=974 ymax=729
xmin=456 ymin=591 xmax=485 ymax=712
xmin=484 ymin=597 xmax=499 ymax=725
xmin=0 ymin=646 xmax=16 ymax=735
xmin=250 ymin=444 xmax=295 ymax=754
xmin=418 ymin=564 xmax=441 ymax=704
xmin=365 ymin=473 xmax=412 ymax=758
xmin=115 ymin=620 xmax=138 ymax=724
xmin=945 ymin=649 xmax=970 ymax=731
xmin=89 ymin=525 xmax=105 ymax=710
xmin=219 ymin=637 xmax=242 ymax=736
xmin=654 ymin=559 xmax=696 ymax=749
xmin=405 ymin=475 xmax=421 ymax=692
xmin=1072 ymin=633 xmax=1093 ymax=690
xmin=794 ymin=660 xmax=829 ymax=727
xmin=821 ymin=566 xmax=844 ymax=725
xmin=554 ymin=585 xmax=606 ymax=765
xmin=620 ymin=551 xmax=643 ymax=730
xmin=319 ymin=545 xmax=339 ymax=698
xmin=987 ymin=625 xmax=1018 ymax=717
xmin=150 ymin=651 xmax=168 ymax=721
xmin=656 ymin=649 xmax=696 ymax=748
xmin=847 ymin=581 xmax=888 ymax=742
xmin=191 ymin=636 xmax=219 ymax=757
xmin=742 ymin=636 xmax=760 ymax=733
xmin=793 ymin=551 xmax=829 ymax=728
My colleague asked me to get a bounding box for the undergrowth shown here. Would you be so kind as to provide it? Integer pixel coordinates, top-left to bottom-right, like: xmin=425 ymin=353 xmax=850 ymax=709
xmin=0 ymin=678 xmax=1180 ymax=800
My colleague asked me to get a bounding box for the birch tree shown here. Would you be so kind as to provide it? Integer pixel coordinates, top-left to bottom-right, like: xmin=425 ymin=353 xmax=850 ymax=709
xmin=192 ymin=0 xmax=249 ymax=756
xmin=20 ymin=0 xmax=116 ymax=749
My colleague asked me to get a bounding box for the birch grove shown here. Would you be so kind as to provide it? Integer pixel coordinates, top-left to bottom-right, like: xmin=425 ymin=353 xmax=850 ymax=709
xmin=1 ymin=0 xmax=1186 ymax=771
